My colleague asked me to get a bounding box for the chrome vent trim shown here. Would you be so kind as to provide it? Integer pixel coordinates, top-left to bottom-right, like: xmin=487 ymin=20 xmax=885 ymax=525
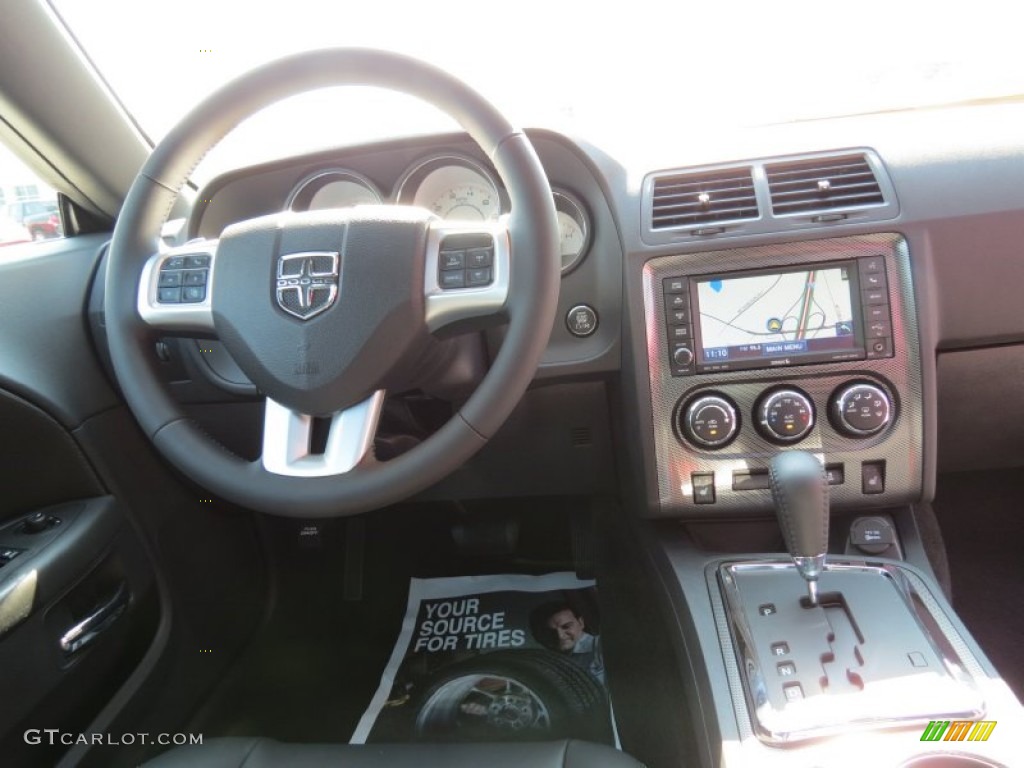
xmin=650 ymin=166 xmax=758 ymax=229
xmin=766 ymin=154 xmax=884 ymax=215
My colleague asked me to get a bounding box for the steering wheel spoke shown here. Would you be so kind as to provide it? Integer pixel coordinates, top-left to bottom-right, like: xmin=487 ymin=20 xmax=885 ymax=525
xmin=261 ymin=391 xmax=385 ymax=477
xmin=425 ymin=218 xmax=510 ymax=332
xmin=137 ymin=240 xmax=219 ymax=333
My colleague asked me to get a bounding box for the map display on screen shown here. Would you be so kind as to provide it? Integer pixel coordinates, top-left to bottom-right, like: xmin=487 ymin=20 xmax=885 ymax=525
xmin=696 ymin=266 xmax=856 ymax=363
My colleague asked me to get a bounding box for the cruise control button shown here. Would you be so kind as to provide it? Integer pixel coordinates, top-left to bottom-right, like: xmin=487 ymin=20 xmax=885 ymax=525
xmin=467 ymin=247 xmax=493 ymax=268
xmin=181 ymin=285 xmax=206 ymax=303
xmin=185 ymin=254 xmax=211 ymax=268
xmin=466 ymin=267 xmax=492 ymax=286
xmin=183 ymin=269 xmax=208 ymax=286
xmin=566 ymin=304 xmax=598 ymax=337
xmin=158 ymin=271 xmax=182 ymax=287
xmin=440 ymin=250 xmax=465 ymax=270
xmin=440 ymin=270 xmax=466 ymax=289
xmin=158 ymin=287 xmax=182 ymax=303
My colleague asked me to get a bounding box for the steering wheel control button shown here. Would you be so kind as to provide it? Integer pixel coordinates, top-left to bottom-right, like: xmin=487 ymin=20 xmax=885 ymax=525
xmin=440 ymin=250 xmax=465 ymax=270
xmin=440 ymin=271 xmax=466 ymax=289
xmin=185 ymin=254 xmax=211 ymax=268
xmin=435 ymin=233 xmax=496 ymax=291
xmin=757 ymin=388 xmax=815 ymax=443
xmin=182 ymin=286 xmax=207 ymax=303
xmin=467 ymin=268 xmax=493 ymax=286
xmin=162 ymin=256 xmax=187 ymax=271
xmin=566 ymin=304 xmax=598 ymax=337
xmin=158 ymin=287 xmax=182 ymax=303
xmin=691 ymin=472 xmax=716 ymax=504
xmin=861 ymin=461 xmax=885 ymax=494
xmin=467 ymin=247 xmax=493 ymax=268
xmin=850 ymin=516 xmax=896 ymax=555
xmin=158 ymin=271 xmax=183 ymax=287
xmin=183 ymin=269 xmax=208 ymax=286
xmin=681 ymin=393 xmax=739 ymax=449
xmin=832 ymin=382 xmax=892 ymax=437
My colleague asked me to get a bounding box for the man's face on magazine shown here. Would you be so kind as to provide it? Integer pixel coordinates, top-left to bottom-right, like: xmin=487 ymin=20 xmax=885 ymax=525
xmin=547 ymin=609 xmax=585 ymax=651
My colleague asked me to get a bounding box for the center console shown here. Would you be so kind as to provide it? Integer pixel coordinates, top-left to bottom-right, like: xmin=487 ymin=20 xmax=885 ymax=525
xmin=641 ymin=233 xmax=921 ymax=516
xmin=627 ymin=233 xmax=1024 ymax=767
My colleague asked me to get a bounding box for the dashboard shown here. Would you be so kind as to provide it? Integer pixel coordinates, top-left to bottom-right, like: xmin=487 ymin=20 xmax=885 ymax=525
xmin=181 ymin=103 xmax=1024 ymax=521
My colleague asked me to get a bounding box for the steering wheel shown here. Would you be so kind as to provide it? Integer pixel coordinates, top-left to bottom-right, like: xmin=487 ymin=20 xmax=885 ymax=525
xmin=105 ymin=49 xmax=560 ymax=517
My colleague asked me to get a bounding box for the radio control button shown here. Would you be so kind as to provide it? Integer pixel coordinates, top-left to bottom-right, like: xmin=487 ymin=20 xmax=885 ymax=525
xmin=865 ymin=304 xmax=890 ymax=323
xmin=668 ymin=325 xmax=691 ymax=341
xmin=867 ymin=337 xmax=893 ymax=358
xmin=860 ymin=256 xmax=885 ymax=274
xmin=663 ymin=277 xmax=688 ymax=294
xmin=861 ymin=271 xmax=887 ymax=291
xmin=668 ymin=294 xmax=688 ymax=310
xmin=667 ymin=309 xmax=689 ymax=326
xmin=672 ymin=345 xmax=694 ymax=367
xmin=832 ymin=383 xmax=892 ymax=437
xmin=863 ymin=287 xmax=887 ymax=304
xmin=757 ymin=389 xmax=815 ymax=443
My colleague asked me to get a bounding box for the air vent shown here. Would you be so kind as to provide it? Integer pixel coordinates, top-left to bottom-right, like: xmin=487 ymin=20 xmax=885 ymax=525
xmin=650 ymin=167 xmax=758 ymax=230
xmin=766 ymin=154 xmax=884 ymax=215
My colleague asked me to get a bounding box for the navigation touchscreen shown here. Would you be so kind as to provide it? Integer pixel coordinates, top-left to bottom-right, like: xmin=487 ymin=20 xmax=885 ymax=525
xmin=694 ymin=262 xmax=865 ymax=371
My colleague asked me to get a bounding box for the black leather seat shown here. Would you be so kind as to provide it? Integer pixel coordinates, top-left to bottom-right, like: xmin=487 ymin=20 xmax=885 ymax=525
xmin=143 ymin=737 xmax=644 ymax=767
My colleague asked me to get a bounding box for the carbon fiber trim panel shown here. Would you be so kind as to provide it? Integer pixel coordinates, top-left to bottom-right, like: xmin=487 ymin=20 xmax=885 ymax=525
xmin=642 ymin=234 xmax=922 ymax=516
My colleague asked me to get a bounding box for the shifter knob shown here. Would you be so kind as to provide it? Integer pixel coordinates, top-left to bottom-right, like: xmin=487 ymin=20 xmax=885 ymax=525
xmin=768 ymin=451 xmax=829 ymax=604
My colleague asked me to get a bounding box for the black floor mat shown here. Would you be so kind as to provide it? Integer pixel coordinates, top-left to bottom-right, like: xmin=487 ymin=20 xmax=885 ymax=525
xmin=932 ymin=469 xmax=1024 ymax=701
xmin=187 ymin=500 xmax=583 ymax=742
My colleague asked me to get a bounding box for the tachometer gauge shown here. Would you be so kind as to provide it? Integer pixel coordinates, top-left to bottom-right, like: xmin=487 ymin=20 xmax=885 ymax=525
xmin=286 ymin=169 xmax=382 ymax=211
xmin=553 ymin=189 xmax=591 ymax=274
xmin=396 ymin=154 xmax=503 ymax=222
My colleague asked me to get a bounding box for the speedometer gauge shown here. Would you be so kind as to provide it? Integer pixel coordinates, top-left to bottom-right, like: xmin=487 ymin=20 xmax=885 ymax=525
xmin=553 ymin=189 xmax=591 ymax=274
xmin=286 ymin=169 xmax=382 ymax=211
xmin=396 ymin=154 xmax=503 ymax=222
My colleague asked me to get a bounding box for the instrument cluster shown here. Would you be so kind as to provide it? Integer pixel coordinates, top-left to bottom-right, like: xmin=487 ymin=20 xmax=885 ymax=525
xmin=285 ymin=151 xmax=591 ymax=275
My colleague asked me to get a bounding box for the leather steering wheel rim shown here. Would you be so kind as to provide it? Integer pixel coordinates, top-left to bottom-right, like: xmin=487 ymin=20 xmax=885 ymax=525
xmin=105 ymin=49 xmax=560 ymax=517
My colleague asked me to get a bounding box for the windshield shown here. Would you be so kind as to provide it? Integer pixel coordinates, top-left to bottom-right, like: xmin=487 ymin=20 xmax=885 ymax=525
xmin=52 ymin=0 xmax=1024 ymax=180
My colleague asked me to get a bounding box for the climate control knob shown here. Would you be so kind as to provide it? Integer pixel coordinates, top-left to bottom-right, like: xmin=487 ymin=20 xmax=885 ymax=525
xmin=757 ymin=389 xmax=815 ymax=443
xmin=831 ymin=382 xmax=892 ymax=437
xmin=681 ymin=393 xmax=739 ymax=449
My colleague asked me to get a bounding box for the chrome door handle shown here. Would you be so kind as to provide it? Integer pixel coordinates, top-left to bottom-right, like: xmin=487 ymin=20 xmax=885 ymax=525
xmin=59 ymin=582 xmax=129 ymax=655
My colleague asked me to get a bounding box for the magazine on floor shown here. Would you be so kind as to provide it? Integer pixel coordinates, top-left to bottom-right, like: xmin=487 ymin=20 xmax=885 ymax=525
xmin=351 ymin=572 xmax=618 ymax=746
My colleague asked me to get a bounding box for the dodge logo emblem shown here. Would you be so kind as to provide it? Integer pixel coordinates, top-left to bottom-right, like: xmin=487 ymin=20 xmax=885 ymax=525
xmin=275 ymin=251 xmax=339 ymax=320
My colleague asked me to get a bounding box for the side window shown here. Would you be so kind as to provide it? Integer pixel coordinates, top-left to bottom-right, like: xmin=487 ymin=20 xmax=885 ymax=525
xmin=0 ymin=142 xmax=63 ymax=247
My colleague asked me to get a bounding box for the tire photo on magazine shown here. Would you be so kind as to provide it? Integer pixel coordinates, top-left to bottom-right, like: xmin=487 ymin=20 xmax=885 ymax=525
xmin=355 ymin=575 xmax=614 ymax=745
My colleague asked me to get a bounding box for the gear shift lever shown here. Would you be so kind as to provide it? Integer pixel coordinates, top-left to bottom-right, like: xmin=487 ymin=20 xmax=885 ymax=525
xmin=769 ymin=451 xmax=829 ymax=605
